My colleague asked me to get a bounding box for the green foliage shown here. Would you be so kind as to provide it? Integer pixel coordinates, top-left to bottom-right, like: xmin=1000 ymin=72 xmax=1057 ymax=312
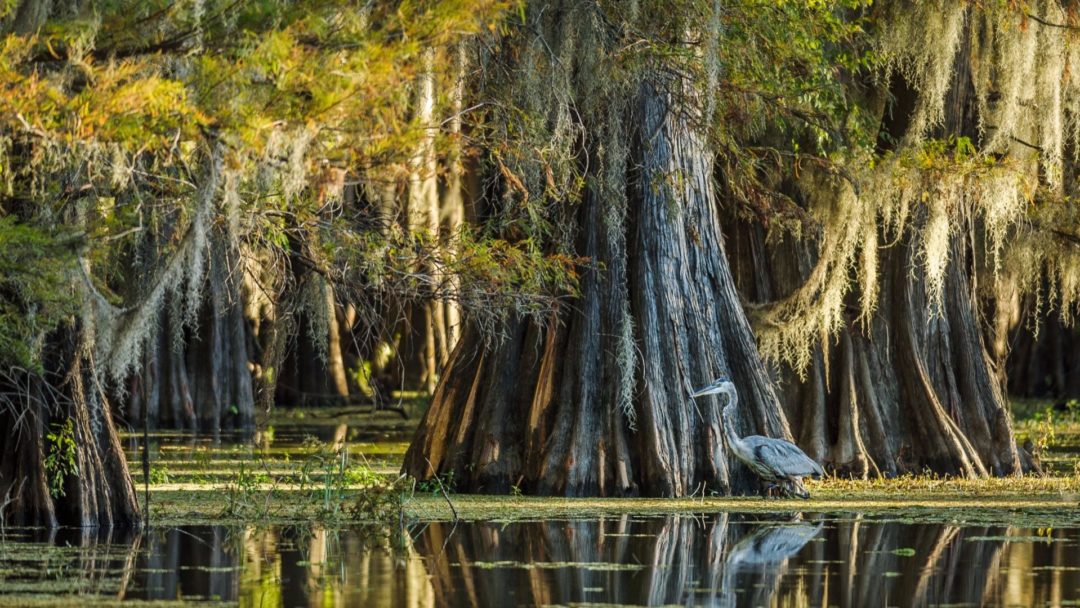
xmin=147 ymin=465 xmax=170 ymax=485
xmin=331 ymin=226 xmax=582 ymax=337
xmin=0 ymin=217 xmax=76 ymax=370
xmin=0 ymin=0 xmax=885 ymax=383
xmin=343 ymin=463 xmax=382 ymax=487
xmin=295 ymin=436 xmax=351 ymax=518
xmin=417 ymin=470 xmax=456 ymax=496
xmin=44 ymin=418 xmax=77 ymax=499
xmin=914 ymin=136 xmax=990 ymax=169
xmin=222 ymin=461 xmax=276 ymax=519
xmin=1016 ymin=402 xmax=1080 ymax=457
xmin=705 ymin=0 xmax=876 ymax=144
xmin=349 ymin=474 xmax=409 ymax=522
xmin=0 ymin=0 xmax=580 ymax=390
xmin=1031 ymin=409 xmax=1058 ymax=455
xmin=625 ymin=0 xmax=879 ymax=221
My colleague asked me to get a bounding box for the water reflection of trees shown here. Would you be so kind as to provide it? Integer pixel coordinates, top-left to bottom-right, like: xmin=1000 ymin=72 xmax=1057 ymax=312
xmin=412 ymin=514 xmax=1080 ymax=607
xmin=0 ymin=527 xmax=142 ymax=599
xmin=235 ymin=524 xmax=434 ymax=607
xmin=142 ymin=526 xmax=237 ymax=600
xmin=1 ymin=516 xmax=1077 ymax=606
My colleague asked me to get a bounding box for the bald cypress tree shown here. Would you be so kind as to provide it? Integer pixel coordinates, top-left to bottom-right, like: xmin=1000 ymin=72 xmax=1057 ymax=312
xmin=406 ymin=0 xmax=1080 ymax=492
xmin=403 ymin=0 xmax=856 ymax=496
xmin=0 ymin=0 xmax=511 ymax=526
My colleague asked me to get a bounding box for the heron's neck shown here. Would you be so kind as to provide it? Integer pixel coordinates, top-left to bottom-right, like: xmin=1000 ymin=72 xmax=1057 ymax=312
xmin=720 ymin=388 xmax=747 ymax=452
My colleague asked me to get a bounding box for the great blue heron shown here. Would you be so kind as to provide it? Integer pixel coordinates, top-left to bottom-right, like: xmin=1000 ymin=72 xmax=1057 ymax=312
xmin=690 ymin=374 xmax=824 ymax=498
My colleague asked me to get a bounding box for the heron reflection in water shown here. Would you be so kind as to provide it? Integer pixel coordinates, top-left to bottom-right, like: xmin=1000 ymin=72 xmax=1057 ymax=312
xmin=707 ymin=516 xmax=823 ymax=608
xmin=726 ymin=517 xmax=823 ymax=569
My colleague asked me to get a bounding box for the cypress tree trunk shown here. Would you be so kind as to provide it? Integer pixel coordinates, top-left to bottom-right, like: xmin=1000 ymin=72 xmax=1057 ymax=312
xmin=123 ymin=237 xmax=256 ymax=432
xmin=441 ymin=43 xmax=468 ymax=353
xmin=185 ymin=238 xmax=256 ymax=431
xmin=726 ymin=12 xmax=1020 ymax=477
xmin=630 ymin=80 xmax=791 ymax=495
xmin=731 ymin=223 xmax=1018 ymax=476
xmin=0 ymin=327 xmax=141 ymax=527
xmin=403 ymin=48 xmax=448 ymax=395
xmin=404 ymin=71 xmax=793 ymax=496
xmin=276 ymin=278 xmax=351 ymax=408
xmin=1005 ymin=292 xmax=1080 ymax=400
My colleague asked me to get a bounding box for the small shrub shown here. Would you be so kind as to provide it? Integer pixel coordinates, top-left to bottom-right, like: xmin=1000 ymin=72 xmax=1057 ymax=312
xmin=148 ymin=465 xmax=170 ymax=485
xmin=417 ymin=471 xmax=456 ymax=495
xmin=44 ymin=419 xmax=78 ymax=499
xmin=350 ymin=475 xmax=410 ymax=522
xmin=222 ymin=462 xmax=275 ymax=519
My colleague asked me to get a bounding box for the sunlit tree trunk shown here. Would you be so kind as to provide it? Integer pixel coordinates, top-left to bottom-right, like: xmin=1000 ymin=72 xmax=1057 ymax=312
xmin=408 ymin=48 xmax=446 ymax=395
xmin=405 ymin=19 xmax=792 ymax=495
xmin=324 ymin=282 xmax=351 ymax=400
xmin=442 ymin=43 xmax=468 ymax=354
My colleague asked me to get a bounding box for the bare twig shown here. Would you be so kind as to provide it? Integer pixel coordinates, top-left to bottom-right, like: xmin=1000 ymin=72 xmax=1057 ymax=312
xmin=1026 ymin=12 xmax=1080 ymax=32
xmin=424 ymin=457 xmax=458 ymax=521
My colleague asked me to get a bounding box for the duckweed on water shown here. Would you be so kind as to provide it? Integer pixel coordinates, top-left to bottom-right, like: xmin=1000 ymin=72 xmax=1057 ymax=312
xmin=462 ymin=561 xmax=646 ymax=571
xmin=965 ymin=535 xmax=1069 ymax=543
xmin=143 ymin=485 xmax=1080 ymax=528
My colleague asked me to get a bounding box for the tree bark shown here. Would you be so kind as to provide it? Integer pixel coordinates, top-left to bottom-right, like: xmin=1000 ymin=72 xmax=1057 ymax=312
xmin=276 ymin=277 xmax=351 ymax=408
xmin=121 ymin=236 xmax=256 ymax=432
xmin=404 ymin=71 xmax=793 ymax=496
xmin=442 ymin=43 xmax=468 ymax=354
xmin=186 ymin=237 xmax=256 ymax=431
xmin=725 ymin=10 xmax=1020 ymax=477
xmin=0 ymin=326 xmax=141 ymax=528
xmin=408 ymin=47 xmax=448 ymax=395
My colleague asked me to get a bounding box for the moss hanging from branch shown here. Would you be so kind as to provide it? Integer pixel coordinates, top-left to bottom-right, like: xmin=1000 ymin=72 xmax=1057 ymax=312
xmin=755 ymin=0 xmax=1080 ymax=374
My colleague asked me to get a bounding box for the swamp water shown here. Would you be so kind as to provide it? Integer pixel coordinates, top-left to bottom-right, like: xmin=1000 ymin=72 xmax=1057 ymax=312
xmin=2 ymin=514 xmax=1080 ymax=606
xmin=1 ymin=408 xmax=1078 ymax=607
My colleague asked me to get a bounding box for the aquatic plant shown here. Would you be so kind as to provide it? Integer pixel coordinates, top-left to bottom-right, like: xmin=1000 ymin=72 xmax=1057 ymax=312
xmin=43 ymin=418 xmax=77 ymax=499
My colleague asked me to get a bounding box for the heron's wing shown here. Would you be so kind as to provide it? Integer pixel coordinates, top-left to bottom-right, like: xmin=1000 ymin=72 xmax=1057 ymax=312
xmin=744 ymin=436 xmax=825 ymax=479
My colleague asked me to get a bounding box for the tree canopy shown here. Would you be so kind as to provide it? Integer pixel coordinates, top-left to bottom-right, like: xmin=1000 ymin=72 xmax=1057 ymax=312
xmin=2 ymin=0 xmax=1080 ymax=516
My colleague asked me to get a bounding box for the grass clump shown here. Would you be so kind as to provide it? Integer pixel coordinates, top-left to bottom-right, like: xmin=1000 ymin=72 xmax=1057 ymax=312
xmin=214 ymin=436 xmax=409 ymax=524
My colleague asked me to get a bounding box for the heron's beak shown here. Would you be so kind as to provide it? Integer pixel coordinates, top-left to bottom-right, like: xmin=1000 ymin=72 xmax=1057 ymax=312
xmin=689 ymin=384 xmax=723 ymax=398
